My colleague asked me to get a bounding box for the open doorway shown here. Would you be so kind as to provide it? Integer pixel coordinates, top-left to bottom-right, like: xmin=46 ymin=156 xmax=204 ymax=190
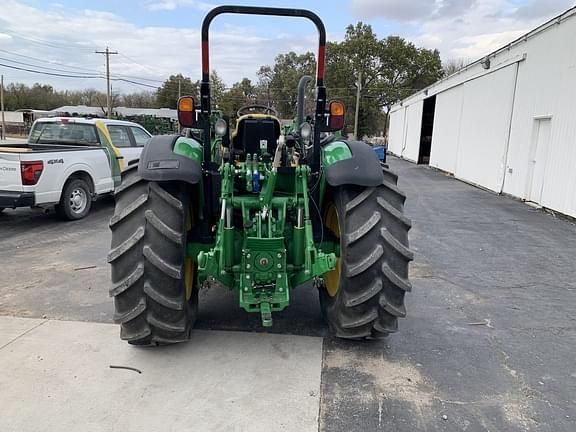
xmin=418 ymin=95 xmax=436 ymax=164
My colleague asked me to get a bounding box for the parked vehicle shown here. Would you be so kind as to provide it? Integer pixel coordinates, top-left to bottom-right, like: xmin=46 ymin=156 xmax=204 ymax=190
xmin=0 ymin=117 xmax=152 ymax=220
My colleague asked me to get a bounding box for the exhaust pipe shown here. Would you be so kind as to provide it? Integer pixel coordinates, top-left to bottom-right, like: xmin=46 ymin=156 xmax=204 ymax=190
xmin=31 ymin=206 xmax=50 ymax=214
xmin=296 ymin=75 xmax=312 ymax=127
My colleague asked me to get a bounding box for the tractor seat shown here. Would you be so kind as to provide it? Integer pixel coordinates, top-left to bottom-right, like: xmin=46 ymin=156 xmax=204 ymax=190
xmin=231 ymin=114 xmax=281 ymax=156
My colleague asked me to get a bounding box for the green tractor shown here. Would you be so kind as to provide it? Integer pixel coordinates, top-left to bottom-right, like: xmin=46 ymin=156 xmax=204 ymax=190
xmin=108 ymin=5 xmax=413 ymax=345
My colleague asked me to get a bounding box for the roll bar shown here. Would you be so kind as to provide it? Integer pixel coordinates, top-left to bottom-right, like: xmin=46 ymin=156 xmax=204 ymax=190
xmin=199 ymin=5 xmax=327 ymax=170
xmin=201 ymin=6 xmax=326 ymax=85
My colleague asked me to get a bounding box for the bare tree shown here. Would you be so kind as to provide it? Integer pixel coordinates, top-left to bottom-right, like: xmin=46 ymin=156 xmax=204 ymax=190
xmin=442 ymin=58 xmax=470 ymax=77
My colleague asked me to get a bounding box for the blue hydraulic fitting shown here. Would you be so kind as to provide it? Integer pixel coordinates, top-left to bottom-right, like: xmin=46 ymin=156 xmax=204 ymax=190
xmin=252 ymin=164 xmax=260 ymax=192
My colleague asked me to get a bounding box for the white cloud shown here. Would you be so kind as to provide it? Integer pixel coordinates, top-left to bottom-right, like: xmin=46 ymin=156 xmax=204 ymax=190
xmin=0 ymin=0 xmax=316 ymax=92
xmin=144 ymin=0 xmax=214 ymax=12
xmin=513 ymin=0 xmax=573 ymax=19
xmin=351 ymin=0 xmax=437 ymax=21
xmin=451 ymin=30 xmax=527 ymax=58
xmin=400 ymin=0 xmax=574 ymax=62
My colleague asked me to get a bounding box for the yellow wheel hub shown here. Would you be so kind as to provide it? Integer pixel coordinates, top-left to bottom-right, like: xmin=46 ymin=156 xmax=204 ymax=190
xmin=184 ymin=205 xmax=195 ymax=301
xmin=324 ymin=203 xmax=341 ymax=297
xmin=184 ymin=257 xmax=194 ymax=301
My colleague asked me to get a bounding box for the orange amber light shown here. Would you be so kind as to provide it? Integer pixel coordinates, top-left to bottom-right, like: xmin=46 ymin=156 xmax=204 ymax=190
xmin=178 ymin=96 xmax=194 ymax=112
xmin=330 ymin=101 xmax=345 ymax=116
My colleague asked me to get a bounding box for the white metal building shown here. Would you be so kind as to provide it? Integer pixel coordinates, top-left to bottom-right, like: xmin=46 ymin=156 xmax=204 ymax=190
xmin=388 ymin=7 xmax=576 ymax=218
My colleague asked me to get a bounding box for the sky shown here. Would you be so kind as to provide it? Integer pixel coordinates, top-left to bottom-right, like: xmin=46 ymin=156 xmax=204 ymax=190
xmin=0 ymin=0 xmax=573 ymax=94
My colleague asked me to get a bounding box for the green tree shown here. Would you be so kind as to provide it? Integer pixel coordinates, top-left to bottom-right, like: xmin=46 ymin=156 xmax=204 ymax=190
xmin=237 ymin=78 xmax=255 ymax=100
xmin=156 ymin=74 xmax=199 ymax=109
xmin=258 ymin=52 xmax=316 ymax=118
xmin=219 ymin=78 xmax=256 ymax=120
xmin=256 ymin=65 xmax=273 ymax=106
xmin=210 ymin=70 xmax=226 ymax=108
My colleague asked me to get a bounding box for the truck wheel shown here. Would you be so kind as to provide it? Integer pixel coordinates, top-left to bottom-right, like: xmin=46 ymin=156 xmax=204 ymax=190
xmin=56 ymin=178 xmax=92 ymax=220
xmin=108 ymin=164 xmax=198 ymax=345
xmin=320 ymin=166 xmax=413 ymax=339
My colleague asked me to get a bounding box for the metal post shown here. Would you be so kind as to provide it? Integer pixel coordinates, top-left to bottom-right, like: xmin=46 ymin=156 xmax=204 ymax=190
xmin=177 ymin=78 xmax=181 ymax=133
xmin=95 ymin=47 xmax=118 ymax=119
xmin=353 ymin=70 xmax=362 ymax=140
xmin=0 ymin=74 xmax=5 ymax=140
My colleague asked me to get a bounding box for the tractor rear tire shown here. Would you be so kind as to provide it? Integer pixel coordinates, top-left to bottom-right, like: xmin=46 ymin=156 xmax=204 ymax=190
xmin=320 ymin=165 xmax=413 ymax=339
xmin=108 ymin=164 xmax=198 ymax=345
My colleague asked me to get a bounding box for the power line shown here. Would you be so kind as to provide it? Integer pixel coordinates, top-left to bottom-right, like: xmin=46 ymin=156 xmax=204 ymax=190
xmin=0 ymin=49 xmax=370 ymax=92
xmin=0 ymin=50 xmax=416 ymax=98
xmin=118 ymin=52 xmax=168 ymax=76
xmin=0 ymin=62 xmax=403 ymax=96
xmin=0 ymin=62 xmax=160 ymax=91
xmin=2 ymin=29 xmax=96 ymax=52
xmin=114 ymin=78 xmax=157 ymax=89
xmin=0 ymin=56 xmax=102 ymax=77
xmin=0 ymin=62 xmax=102 ymax=79
xmin=0 ymin=49 xmax=165 ymax=84
xmin=0 ymin=48 xmax=100 ymax=74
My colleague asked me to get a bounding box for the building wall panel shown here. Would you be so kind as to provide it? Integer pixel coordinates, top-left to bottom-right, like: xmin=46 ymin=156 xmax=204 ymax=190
xmin=402 ymin=100 xmax=423 ymax=162
xmin=454 ymin=64 xmax=517 ymax=192
xmin=429 ymin=85 xmax=464 ymax=174
xmin=388 ymin=108 xmax=406 ymax=156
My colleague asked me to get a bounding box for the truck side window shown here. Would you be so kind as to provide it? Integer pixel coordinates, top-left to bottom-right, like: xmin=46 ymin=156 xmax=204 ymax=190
xmin=108 ymin=125 xmax=132 ymax=148
xmin=130 ymin=127 xmax=151 ymax=146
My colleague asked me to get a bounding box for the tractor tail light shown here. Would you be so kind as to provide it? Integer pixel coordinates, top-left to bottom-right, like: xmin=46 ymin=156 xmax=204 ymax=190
xmin=329 ymin=101 xmax=345 ymax=130
xmin=178 ymin=96 xmax=196 ymax=128
xmin=21 ymin=160 xmax=44 ymax=185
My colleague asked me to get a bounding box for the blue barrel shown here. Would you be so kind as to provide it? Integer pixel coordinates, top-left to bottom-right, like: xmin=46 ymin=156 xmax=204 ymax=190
xmin=373 ymin=146 xmax=386 ymax=161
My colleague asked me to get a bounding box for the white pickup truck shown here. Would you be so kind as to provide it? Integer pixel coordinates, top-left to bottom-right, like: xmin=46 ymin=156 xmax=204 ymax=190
xmin=0 ymin=117 xmax=152 ymax=220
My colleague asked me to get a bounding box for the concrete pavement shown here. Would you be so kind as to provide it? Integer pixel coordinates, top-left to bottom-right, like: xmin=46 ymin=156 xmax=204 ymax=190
xmin=0 ymin=316 xmax=322 ymax=432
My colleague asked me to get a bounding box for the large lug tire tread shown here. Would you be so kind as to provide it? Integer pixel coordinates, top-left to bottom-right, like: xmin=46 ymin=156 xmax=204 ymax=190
xmin=108 ymin=164 xmax=197 ymax=346
xmin=321 ymin=164 xmax=413 ymax=339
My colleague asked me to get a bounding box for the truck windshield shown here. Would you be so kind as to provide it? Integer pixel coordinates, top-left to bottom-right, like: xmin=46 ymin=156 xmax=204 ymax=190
xmin=29 ymin=122 xmax=99 ymax=145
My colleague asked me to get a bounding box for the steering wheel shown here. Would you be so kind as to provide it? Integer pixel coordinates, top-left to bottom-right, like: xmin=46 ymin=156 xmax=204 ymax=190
xmin=237 ymin=104 xmax=278 ymax=117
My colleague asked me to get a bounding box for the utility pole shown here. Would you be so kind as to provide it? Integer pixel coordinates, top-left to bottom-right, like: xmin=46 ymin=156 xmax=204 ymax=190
xmin=1 ymin=75 xmax=5 ymax=141
xmin=353 ymin=70 xmax=362 ymax=140
xmin=95 ymin=47 xmax=118 ymax=119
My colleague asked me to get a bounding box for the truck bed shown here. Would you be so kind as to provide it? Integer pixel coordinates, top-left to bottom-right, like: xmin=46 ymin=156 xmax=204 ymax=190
xmin=0 ymin=143 xmax=101 ymax=153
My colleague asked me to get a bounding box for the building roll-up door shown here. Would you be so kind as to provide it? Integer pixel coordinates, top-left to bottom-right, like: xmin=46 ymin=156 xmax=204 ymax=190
xmin=429 ymin=85 xmax=464 ymax=174
xmin=454 ymin=64 xmax=517 ymax=192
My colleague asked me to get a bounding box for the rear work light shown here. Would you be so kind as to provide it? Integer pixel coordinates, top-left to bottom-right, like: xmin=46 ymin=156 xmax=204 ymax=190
xmin=177 ymin=96 xmax=196 ymax=128
xmin=21 ymin=160 xmax=44 ymax=185
xmin=328 ymin=100 xmax=345 ymax=131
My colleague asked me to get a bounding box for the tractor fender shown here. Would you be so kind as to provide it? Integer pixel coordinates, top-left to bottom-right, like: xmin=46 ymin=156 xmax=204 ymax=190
xmin=138 ymin=135 xmax=203 ymax=184
xmin=323 ymin=140 xmax=384 ymax=187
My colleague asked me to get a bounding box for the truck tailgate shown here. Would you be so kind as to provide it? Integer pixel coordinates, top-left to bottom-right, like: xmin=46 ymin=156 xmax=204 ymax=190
xmin=0 ymin=153 xmax=23 ymax=192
